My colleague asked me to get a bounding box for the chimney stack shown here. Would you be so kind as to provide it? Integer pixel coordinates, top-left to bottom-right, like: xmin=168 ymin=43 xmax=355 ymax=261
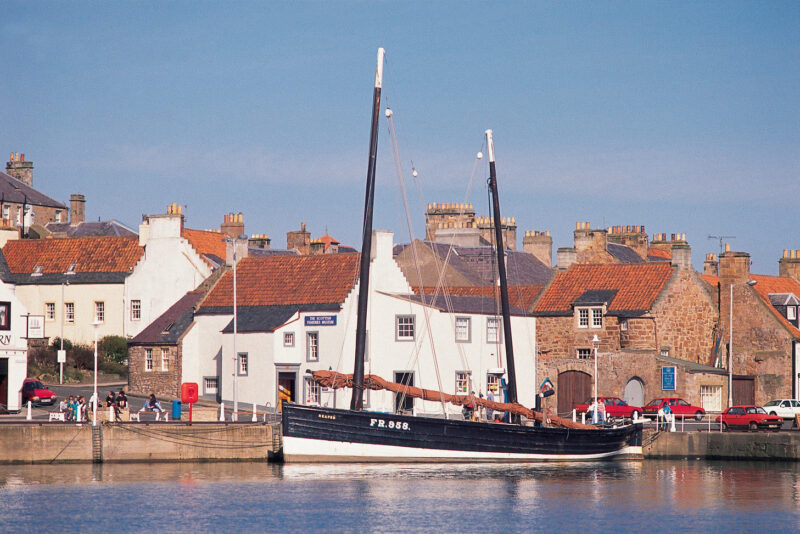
xmin=287 ymin=222 xmax=311 ymax=254
xmin=221 ymin=212 xmax=245 ymax=239
xmin=670 ymin=244 xmax=692 ymax=270
xmin=69 ymin=194 xmax=86 ymax=225
xmin=557 ymin=247 xmax=577 ymax=270
xmin=248 ymin=234 xmax=271 ymax=250
xmin=704 ymin=253 xmax=718 ymax=276
xmin=522 ymin=230 xmax=553 ymax=267
xmin=718 ymin=244 xmax=750 ymax=285
xmin=6 ymin=152 xmax=33 ymax=186
xmin=779 ymin=249 xmax=800 ymax=284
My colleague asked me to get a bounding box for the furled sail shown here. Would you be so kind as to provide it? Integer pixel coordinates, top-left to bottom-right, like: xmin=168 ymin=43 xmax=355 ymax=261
xmin=308 ymin=370 xmax=596 ymax=430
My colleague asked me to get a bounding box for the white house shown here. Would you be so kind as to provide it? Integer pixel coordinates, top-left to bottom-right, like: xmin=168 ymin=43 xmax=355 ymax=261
xmin=181 ymin=230 xmax=538 ymax=416
xmin=0 ymin=280 xmax=30 ymax=412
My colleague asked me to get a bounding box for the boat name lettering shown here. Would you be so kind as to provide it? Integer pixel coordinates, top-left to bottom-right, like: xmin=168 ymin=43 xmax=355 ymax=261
xmin=369 ymin=418 xmax=410 ymax=431
xmin=317 ymin=414 xmax=337 ymax=420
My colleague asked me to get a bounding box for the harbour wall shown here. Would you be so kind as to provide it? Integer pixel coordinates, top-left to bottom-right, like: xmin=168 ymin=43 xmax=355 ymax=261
xmin=644 ymin=430 xmax=800 ymax=460
xmin=0 ymin=423 xmax=280 ymax=464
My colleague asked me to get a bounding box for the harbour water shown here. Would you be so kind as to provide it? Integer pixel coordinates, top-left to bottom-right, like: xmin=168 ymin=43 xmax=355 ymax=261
xmin=2 ymin=460 xmax=799 ymax=533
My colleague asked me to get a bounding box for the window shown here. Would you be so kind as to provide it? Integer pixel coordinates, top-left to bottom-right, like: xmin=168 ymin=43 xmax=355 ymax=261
xmin=487 ymin=374 xmax=501 ymax=396
xmin=284 ymin=332 xmax=295 ymax=347
xmin=578 ymin=308 xmax=589 ymax=328
xmin=131 ymin=300 xmax=141 ymax=321
xmin=55 ymin=210 xmax=62 ymax=223
xmin=700 ymin=385 xmax=722 ymax=412
xmin=95 ymin=301 xmax=105 ymax=323
xmin=204 ymin=377 xmax=218 ymax=395
xmin=238 ymin=352 xmax=248 ymax=375
xmin=45 ymin=302 xmax=55 ymax=321
xmin=304 ymin=377 xmax=321 ymax=405
xmin=65 ymin=302 xmax=75 ymax=324
xmin=16 ymin=207 xmax=21 ymax=224
xmin=486 ymin=317 xmax=501 ymax=343
xmin=455 ymin=317 xmax=471 ymax=342
xmin=619 ymin=318 xmax=628 ymax=331
xmin=2 ymin=205 xmax=8 ymax=220
xmin=306 ymin=332 xmax=319 ymax=362
xmin=161 ymin=348 xmax=169 ymax=371
xmin=455 ymin=371 xmax=471 ymax=394
xmin=577 ymin=348 xmax=592 ymax=360
xmin=591 ymin=308 xmax=602 ymax=328
xmin=396 ymin=315 xmax=415 ymax=341
xmin=788 ymin=306 xmax=797 ymax=321
xmin=145 ymin=348 xmax=153 ymax=372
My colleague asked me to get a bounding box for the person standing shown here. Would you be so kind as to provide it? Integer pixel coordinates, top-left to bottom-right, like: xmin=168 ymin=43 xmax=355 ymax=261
xmin=486 ymin=389 xmax=495 ymax=421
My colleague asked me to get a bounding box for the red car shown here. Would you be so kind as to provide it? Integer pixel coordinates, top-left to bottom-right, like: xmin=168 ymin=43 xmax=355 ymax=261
xmin=575 ymin=397 xmax=642 ymax=419
xmin=715 ymin=405 xmax=783 ymax=432
xmin=643 ymin=397 xmax=705 ymax=421
xmin=21 ymin=378 xmax=57 ymax=406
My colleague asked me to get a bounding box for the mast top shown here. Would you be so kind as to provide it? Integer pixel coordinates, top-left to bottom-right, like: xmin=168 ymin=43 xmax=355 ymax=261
xmin=375 ymin=48 xmax=385 ymax=89
xmin=485 ymin=129 xmax=495 ymax=163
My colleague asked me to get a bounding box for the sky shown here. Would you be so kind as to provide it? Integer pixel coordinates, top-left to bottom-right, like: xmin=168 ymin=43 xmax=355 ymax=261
xmin=1 ymin=1 xmax=798 ymax=274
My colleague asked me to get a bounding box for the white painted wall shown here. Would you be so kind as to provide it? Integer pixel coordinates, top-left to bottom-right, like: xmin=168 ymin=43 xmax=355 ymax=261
xmin=0 ymin=281 xmax=29 ymax=411
xmin=125 ymin=214 xmax=213 ymax=339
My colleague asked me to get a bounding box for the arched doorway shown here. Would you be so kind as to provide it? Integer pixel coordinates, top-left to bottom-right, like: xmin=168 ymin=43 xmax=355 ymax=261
xmin=558 ymin=370 xmax=592 ymax=415
xmin=624 ymin=377 xmax=645 ymax=407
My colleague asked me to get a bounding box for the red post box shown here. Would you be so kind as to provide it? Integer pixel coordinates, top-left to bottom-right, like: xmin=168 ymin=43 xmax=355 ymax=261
xmin=181 ymin=382 xmax=199 ymax=422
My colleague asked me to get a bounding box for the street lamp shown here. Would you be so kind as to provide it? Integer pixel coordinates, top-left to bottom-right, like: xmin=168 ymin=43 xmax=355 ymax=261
xmin=92 ymin=317 xmax=101 ymax=426
xmin=223 ymin=235 xmax=246 ymax=421
xmin=729 ymin=279 xmax=757 ymax=406
xmin=59 ymin=266 xmax=75 ymax=385
xmin=592 ymin=334 xmax=600 ymax=424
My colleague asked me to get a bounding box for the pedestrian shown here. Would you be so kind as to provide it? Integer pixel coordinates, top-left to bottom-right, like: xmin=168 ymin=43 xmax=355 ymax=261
xmin=78 ymin=396 xmax=87 ymax=422
xmin=662 ymin=403 xmax=672 ymax=431
xmin=105 ymin=390 xmax=116 ymax=407
xmin=486 ymin=389 xmax=495 ymax=421
xmin=117 ymin=390 xmax=128 ymax=409
xmin=67 ymin=395 xmax=77 ymax=422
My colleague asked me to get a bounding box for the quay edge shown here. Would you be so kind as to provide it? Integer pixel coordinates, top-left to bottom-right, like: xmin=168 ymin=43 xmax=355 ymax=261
xmin=644 ymin=429 xmax=800 ymax=461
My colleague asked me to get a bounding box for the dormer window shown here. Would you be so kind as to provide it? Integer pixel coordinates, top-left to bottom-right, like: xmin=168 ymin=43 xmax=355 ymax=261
xmin=788 ymin=306 xmax=797 ymax=321
xmin=31 ymin=265 xmax=43 ymax=277
xmin=577 ymin=307 xmax=603 ymax=329
xmin=66 ymin=263 xmax=77 ymax=275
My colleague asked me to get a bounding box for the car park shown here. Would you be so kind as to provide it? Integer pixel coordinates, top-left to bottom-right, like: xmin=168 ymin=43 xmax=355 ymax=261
xmin=715 ymin=405 xmax=783 ymax=432
xmin=574 ymin=396 xmax=642 ymax=419
xmin=643 ymin=397 xmax=705 ymax=421
xmin=762 ymin=399 xmax=800 ymax=424
xmin=21 ymin=378 xmax=58 ymax=406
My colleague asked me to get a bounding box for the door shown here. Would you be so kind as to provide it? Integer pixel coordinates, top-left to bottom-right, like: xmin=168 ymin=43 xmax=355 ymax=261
xmin=732 ymin=376 xmax=755 ymax=406
xmin=0 ymin=357 xmax=7 ymax=409
xmin=557 ymin=370 xmax=592 ymax=415
xmin=623 ymin=377 xmax=645 ymax=407
xmin=277 ymin=371 xmax=297 ymax=412
xmin=394 ymin=372 xmax=414 ymax=414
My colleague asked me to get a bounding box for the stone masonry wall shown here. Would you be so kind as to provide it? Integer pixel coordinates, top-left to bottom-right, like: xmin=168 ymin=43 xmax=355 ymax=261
xmin=128 ymin=344 xmax=182 ymax=399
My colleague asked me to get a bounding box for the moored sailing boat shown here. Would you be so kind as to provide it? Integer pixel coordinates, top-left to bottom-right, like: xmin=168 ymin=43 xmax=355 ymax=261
xmin=281 ymin=48 xmax=642 ymax=462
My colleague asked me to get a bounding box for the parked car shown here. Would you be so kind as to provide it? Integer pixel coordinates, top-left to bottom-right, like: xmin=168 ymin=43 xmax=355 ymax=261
xmin=762 ymin=399 xmax=800 ymax=423
xmin=643 ymin=398 xmax=705 ymax=421
xmin=575 ymin=397 xmax=643 ymax=419
xmin=21 ymin=378 xmax=57 ymax=406
xmin=715 ymin=405 xmax=783 ymax=432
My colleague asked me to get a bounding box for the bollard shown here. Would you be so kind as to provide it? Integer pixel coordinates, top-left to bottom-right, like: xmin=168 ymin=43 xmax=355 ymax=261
xmin=109 ymin=406 xmax=114 ymax=422
xmin=219 ymin=402 xmax=225 ymax=422
xmin=670 ymin=414 xmax=676 ymax=432
xmin=572 ymin=409 xmax=576 ymax=422
xmin=633 ymin=411 xmax=638 ymax=423
xmin=252 ymin=403 xmax=258 ymax=422
xmin=26 ymin=400 xmax=32 ymax=420
xmin=581 ymin=412 xmax=586 ymax=425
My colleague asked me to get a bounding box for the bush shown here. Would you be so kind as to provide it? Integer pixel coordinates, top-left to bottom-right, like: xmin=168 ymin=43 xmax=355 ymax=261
xmin=49 ymin=337 xmax=73 ymax=352
xmin=99 ymin=336 xmax=128 ymax=364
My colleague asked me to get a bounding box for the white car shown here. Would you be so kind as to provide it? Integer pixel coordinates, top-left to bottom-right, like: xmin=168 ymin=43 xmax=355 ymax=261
xmin=763 ymin=399 xmax=800 ymax=423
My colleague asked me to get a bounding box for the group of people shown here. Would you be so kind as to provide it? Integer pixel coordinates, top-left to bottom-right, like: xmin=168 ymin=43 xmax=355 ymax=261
xmin=58 ymin=390 xmax=129 ymax=421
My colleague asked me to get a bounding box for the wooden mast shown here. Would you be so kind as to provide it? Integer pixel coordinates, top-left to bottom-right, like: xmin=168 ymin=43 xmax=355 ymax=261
xmin=485 ymin=129 xmax=519 ymax=421
xmin=351 ymin=48 xmax=385 ymax=410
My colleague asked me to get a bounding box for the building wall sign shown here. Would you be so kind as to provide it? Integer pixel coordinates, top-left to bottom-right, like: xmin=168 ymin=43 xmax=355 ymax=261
xmin=304 ymin=315 xmax=337 ymax=327
xmin=661 ymin=366 xmax=676 ymax=391
xmin=27 ymin=315 xmax=45 ymax=339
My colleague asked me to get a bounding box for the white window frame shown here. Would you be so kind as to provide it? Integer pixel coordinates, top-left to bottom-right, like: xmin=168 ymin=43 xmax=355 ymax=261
xmin=577 ymin=348 xmax=592 ymax=360
xmin=591 ymin=307 xmax=602 ymax=328
xmin=788 ymin=306 xmax=797 ymax=321
xmin=578 ymin=308 xmax=589 ymax=328
xmin=284 ymin=332 xmax=295 ymax=347
xmin=95 ymin=301 xmax=105 ymax=323
xmin=304 ymin=376 xmax=321 ymax=405
xmin=131 ymin=300 xmax=141 ymax=321
xmin=238 ymin=352 xmax=248 ymax=376
xmin=145 ymin=348 xmax=153 ymax=372
xmin=45 ymin=302 xmax=55 ymax=321
xmin=2 ymin=205 xmax=8 ymax=220
xmin=65 ymin=302 xmax=75 ymax=324
xmin=455 ymin=316 xmax=471 ymax=343
xmin=396 ymin=315 xmax=415 ymax=341
xmin=204 ymin=376 xmax=218 ymax=395
xmin=455 ymin=371 xmax=471 ymax=394
xmin=306 ymin=332 xmax=319 ymax=362
xmin=487 ymin=374 xmax=501 ymax=396
xmin=486 ymin=317 xmax=502 ymax=343
xmin=161 ymin=347 xmax=169 ymax=372
xmin=619 ymin=318 xmax=628 ymax=331
xmin=700 ymin=385 xmax=722 ymax=412
xmin=55 ymin=210 xmax=62 ymax=223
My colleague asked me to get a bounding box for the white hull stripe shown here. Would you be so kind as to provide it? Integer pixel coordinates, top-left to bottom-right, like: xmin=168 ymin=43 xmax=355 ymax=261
xmin=283 ymin=436 xmax=642 ymax=462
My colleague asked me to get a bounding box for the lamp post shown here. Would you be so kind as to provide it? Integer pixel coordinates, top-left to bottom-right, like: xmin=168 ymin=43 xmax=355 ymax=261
xmin=59 ymin=281 xmax=66 ymax=384
xmin=92 ymin=317 xmax=101 ymax=426
xmin=592 ymin=334 xmax=600 ymax=424
xmin=223 ymin=235 xmax=246 ymax=421
xmin=729 ymin=279 xmax=757 ymax=407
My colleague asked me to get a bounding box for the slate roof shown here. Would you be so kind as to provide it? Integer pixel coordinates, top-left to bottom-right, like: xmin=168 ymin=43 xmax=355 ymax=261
xmin=0 ymin=170 xmax=66 ymax=208
xmin=394 ymin=241 xmax=553 ymax=286
xmin=657 ymin=354 xmax=727 ymax=375
xmin=45 ymin=220 xmax=137 ymax=237
xmin=218 ymin=303 xmax=342 ymax=333
xmin=129 ymin=292 xmax=204 ymax=345
xmin=414 ymin=285 xmax=543 ymax=311
xmin=1 ymin=236 xmax=143 ymax=284
xmin=248 ymin=248 xmax=299 ymax=257
xmin=607 ymin=243 xmax=645 ymax=263
xmin=198 ymin=253 xmax=360 ymax=310
xmin=532 ymin=262 xmax=674 ymax=317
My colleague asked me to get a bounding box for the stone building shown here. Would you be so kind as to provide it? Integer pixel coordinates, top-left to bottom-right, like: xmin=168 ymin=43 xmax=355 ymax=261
xmin=1 ymin=152 xmax=68 ymax=234
xmin=425 ymin=203 xmax=517 ymax=250
xmin=531 ymin=245 xmax=722 ymax=415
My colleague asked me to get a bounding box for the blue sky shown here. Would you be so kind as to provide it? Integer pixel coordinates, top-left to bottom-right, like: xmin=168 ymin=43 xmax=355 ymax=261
xmin=2 ymin=1 xmax=798 ymax=273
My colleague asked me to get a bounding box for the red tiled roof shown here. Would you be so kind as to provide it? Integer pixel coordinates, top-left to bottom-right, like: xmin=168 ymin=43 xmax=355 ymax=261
xmin=199 ymin=253 xmax=360 ymax=308
xmin=702 ymin=274 xmax=719 ymax=286
xmin=750 ymin=274 xmax=800 ymax=338
xmin=532 ymin=263 xmax=674 ymax=314
xmin=648 ymin=247 xmax=671 ymax=259
xmin=314 ymin=232 xmax=340 ymax=252
xmin=183 ymin=228 xmax=226 ymax=261
xmin=2 ymin=236 xmax=143 ymax=273
xmin=415 ymin=285 xmax=543 ymax=311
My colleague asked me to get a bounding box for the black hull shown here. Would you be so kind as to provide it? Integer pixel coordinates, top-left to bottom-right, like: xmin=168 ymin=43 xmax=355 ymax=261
xmin=281 ymin=404 xmax=643 ymax=462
